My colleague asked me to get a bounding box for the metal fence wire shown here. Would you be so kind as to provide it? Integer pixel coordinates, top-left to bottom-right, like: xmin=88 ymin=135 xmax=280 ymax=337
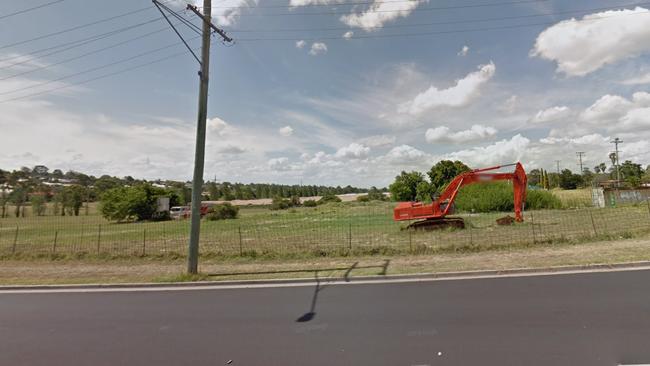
xmin=0 ymin=201 xmax=649 ymax=258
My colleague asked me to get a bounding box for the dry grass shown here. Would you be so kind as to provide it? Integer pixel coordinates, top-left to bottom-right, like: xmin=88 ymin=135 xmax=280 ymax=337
xmin=1 ymin=233 xmax=649 ymax=285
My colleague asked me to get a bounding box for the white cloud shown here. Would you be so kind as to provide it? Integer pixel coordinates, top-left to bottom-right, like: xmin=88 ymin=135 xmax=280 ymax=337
xmin=531 ymin=7 xmax=650 ymax=76
xmin=358 ymin=134 xmax=395 ymax=147
xmin=340 ymin=0 xmax=426 ymax=31
xmin=335 ymin=142 xmax=370 ymax=159
xmin=309 ymin=42 xmax=328 ymax=56
xmin=180 ymin=0 xmax=258 ymax=27
xmin=207 ymin=117 xmax=231 ymax=135
xmin=528 ymin=106 xmax=571 ymax=124
xmin=383 ymin=144 xmax=428 ymax=164
xmin=579 ymin=94 xmax=633 ymax=125
xmin=295 ymin=40 xmax=306 ymax=49
xmin=217 ymin=145 xmax=246 ymax=154
xmin=268 ymin=157 xmax=291 ymax=171
xmin=620 ymin=71 xmax=650 ymax=85
xmin=290 ymin=0 xmax=343 ymax=6
xmin=343 ymin=31 xmax=354 ymax=39
xmin=498 ymin=95 xmax=518 ymax=114
xmin=425 ymin=124 xmax=497 ymax=144
xmin=539 ymin=133 xmax=609 ymax=145
xmin=279 ymin=125 xmax=294 ymax=136
xmin=445 ymin=134 xmax=530 ymax=167
xmin=398 ymin=62 xmax=496 ymax=115
xmin=458 ymin=45 xmax=469 ymax=57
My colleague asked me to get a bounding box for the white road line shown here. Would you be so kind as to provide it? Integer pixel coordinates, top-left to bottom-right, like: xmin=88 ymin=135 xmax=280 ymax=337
xmin=1 ymin=265 xmax=649 ymax=295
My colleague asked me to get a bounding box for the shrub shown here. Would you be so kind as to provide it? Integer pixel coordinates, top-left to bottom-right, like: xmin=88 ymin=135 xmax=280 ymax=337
xmin=303 ymin=199 xmax=318 ymax=207
xmin=270 ymin=196 xmax=296 ymax=210
xmin=318 ymin=193 xmax=342 ymax=205
xmin=100 ymin=184 xmax=180 ymax=221
xmin=356 ymin=195 xmax=370 ymax=202
xmin=205 ymin=203 xmax=239 ymax=220
xmin=454 ymin=182 xmax=562 ymax=212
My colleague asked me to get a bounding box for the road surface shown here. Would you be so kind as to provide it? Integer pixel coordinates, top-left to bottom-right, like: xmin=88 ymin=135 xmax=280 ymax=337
xmin=1 ymin=269 xmax=650 ymax=366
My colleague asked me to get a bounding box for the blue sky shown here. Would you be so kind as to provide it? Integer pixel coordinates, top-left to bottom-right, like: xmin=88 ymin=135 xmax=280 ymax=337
xmin=1 ymin=0 xmax=650 ymax=187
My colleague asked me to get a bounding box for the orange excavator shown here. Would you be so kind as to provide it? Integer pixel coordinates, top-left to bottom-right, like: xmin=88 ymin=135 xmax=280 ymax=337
xmin=393 ymin=162 xmax=527 ymax=230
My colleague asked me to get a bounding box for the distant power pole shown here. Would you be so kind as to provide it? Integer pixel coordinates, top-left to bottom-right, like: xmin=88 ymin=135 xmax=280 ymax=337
xmin=555 ymin=160 xmax=561 ymax=188
xmin=576 ymin=152 xmax=585 ymax=174
xmin=611 ymin=137 xmax=623 ymax=187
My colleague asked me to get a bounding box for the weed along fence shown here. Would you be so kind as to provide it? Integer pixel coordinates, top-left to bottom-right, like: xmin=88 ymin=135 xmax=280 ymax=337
xmin=0 ymin=202 xmax=649 ymax=258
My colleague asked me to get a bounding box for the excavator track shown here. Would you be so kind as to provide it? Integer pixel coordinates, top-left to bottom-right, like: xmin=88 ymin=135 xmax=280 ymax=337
xmin=406 ymin=217 xmax=465 ymax=231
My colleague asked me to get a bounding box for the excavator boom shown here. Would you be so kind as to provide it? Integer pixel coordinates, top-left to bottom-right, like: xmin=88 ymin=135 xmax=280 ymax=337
xmin=393 ymin=162 xmax=527 ymax=229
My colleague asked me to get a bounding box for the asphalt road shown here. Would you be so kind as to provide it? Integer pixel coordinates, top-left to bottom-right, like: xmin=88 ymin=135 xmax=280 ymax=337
xmin=2 ymin=269 xmax=650 ymax=366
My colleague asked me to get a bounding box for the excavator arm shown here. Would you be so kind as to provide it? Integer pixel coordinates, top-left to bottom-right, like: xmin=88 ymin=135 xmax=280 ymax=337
xmin=393 ymin=162 xmax=527 ymax=226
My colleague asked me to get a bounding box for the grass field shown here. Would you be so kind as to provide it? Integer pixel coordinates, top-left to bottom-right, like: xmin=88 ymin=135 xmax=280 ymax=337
xmin=1 ymin=200 xmax=649 ymax=259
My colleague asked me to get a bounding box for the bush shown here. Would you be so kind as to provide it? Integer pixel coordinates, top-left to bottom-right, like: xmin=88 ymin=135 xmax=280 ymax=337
xmin=270 ymin=196 xmax=297 ymax=210
xmin=356 ymin=195 xmax=370 ymax=202
xmin=205 ymin=203 xmax=239 ymax=220
xmin=303 ymin=199 xmax=318 ymax=207
xmin=454 ymin=182 xmax=562 ymax=212
xmin=100 ymin=184 xmax=179 ymax=222
xmin=318 ymin=194 xmax=342 ymax=205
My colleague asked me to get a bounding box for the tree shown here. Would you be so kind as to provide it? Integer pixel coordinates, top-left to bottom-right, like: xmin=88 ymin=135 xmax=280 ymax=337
xmin=30 ymin=194 xmax=47 ymax=216
xmin=100 ymin=184 xmax=178 ymax=221
xmin=389 ymin=171 xmax=425 ymax=201
xmin=528 ymin=169 xmax=542 ymax=187
xmin=427 ymin=160 xmax=471 ymax=192
xmin=558 ymin=169 xmax=583 ymax=190
xmin=619 ymin=160 xmax=643 ymax=187
xmin=62 ymin=185 xmax=84 ymax=216
xmin=9 ymin=187 xmax=28 ymax=217
xmin=415 ymin=181 xmax=435 ymax=202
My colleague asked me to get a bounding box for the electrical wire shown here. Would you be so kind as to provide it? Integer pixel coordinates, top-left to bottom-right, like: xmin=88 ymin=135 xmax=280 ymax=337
xmin=0 ymin=17 xmax=164 ymax=69
xmin=228 ymin=0 xmax=650 ymax=33
xmin=198 ymin=0 xmax=550 ymax=17
xmin=0 ymin=36 xmax=200 ymax=97
xmin=235 ymin=7 xmax=650 ymax=41
xmin=153 ymin=0 xmax=201 ymax=64
xmin=0 ymin=50 xmax=191 ymax=104
xmin=0 ymin=0 xmax=65 ymax=21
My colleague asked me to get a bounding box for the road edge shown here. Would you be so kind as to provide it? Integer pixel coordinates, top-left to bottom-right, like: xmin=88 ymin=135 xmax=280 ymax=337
xmin=2 ymin=260 xmax=650 ymax=291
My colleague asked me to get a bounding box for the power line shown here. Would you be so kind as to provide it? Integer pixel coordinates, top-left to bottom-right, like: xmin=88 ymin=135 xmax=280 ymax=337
xmin=209 ymin=0 xmax=550 ymax=17
xmin=0 ymin=21 xmax=189 ymax=81
xmin=0 ymin=17 xmax=164 ymax=67
xmin=0 ymin=0 xmax=65 ymax=21
xmin=0 ymin=3 xmax=171 ymax=51
xmin=235 ymin=9 xmax=650 ymax=41
xmin=228 ymin=1 xmax=650 ymax=33
xmin=0 ymin=37 xmax=200 ymax=97
xmin=153 ymin=0 xmax=202 ymax=64
xmin=0 ymin=50 xmax=191 ymax=104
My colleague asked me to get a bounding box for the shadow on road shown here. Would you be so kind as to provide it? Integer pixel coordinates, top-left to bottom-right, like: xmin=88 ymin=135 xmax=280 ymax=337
xmin=295 ymin=260 xmax=390 ymax=323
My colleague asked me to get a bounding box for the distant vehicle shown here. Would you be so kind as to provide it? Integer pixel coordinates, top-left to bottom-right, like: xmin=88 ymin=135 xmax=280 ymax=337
xmin=170 ymin=206 xmax=191 ymax=219
xmin=170 ymin=204 xmax=214 ymax=219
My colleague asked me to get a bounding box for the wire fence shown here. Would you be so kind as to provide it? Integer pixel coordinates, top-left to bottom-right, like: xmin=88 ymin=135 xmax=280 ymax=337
xmin=1 ymin=201 xmax=649 ymax=258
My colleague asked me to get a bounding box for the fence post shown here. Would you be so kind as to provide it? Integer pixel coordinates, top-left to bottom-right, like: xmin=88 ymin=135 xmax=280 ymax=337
xmin=348 ymin=222 xmax=352 ymax=251
xmin=142 ymin=229 xmax=146 ymax=256
xmin=408 ymin=229 xmax=412 ymax=253
xmin=52 ymin=230 xmax=58 ymax=254
xmin=12 ymin=225 xmax=18 ymax=254
xmin=238 ymin=226 xmax=243 ymax=256
xmin=589 ymin=210 xmax=598 ymax=236
xmin=530 ymin=211 xmax=536 ymax=244
xmin=469 ymin=223 xmax=473 ymax=246
xmin=96 ymin=224 xmax=102 ymax=254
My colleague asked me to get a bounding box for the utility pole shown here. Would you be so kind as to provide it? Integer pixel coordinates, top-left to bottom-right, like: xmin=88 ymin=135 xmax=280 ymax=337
xmin=576 ymin=152 xmax=585 ymax=174
xmin=183 ymin=1 xmax=232 ymax=274
xmin=611 ymin=137 xmax=623 ymax=187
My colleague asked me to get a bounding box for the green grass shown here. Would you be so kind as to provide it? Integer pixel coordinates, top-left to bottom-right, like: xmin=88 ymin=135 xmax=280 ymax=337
xmin=551 ymin=188 xmax=594 ymax=208
xmin=1 ymin=200 xmax=650 ymax=259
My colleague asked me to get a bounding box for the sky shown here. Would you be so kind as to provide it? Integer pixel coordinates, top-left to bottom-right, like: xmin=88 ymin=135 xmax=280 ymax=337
xmin=1 ymin=0 xmax=650 ymax=187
